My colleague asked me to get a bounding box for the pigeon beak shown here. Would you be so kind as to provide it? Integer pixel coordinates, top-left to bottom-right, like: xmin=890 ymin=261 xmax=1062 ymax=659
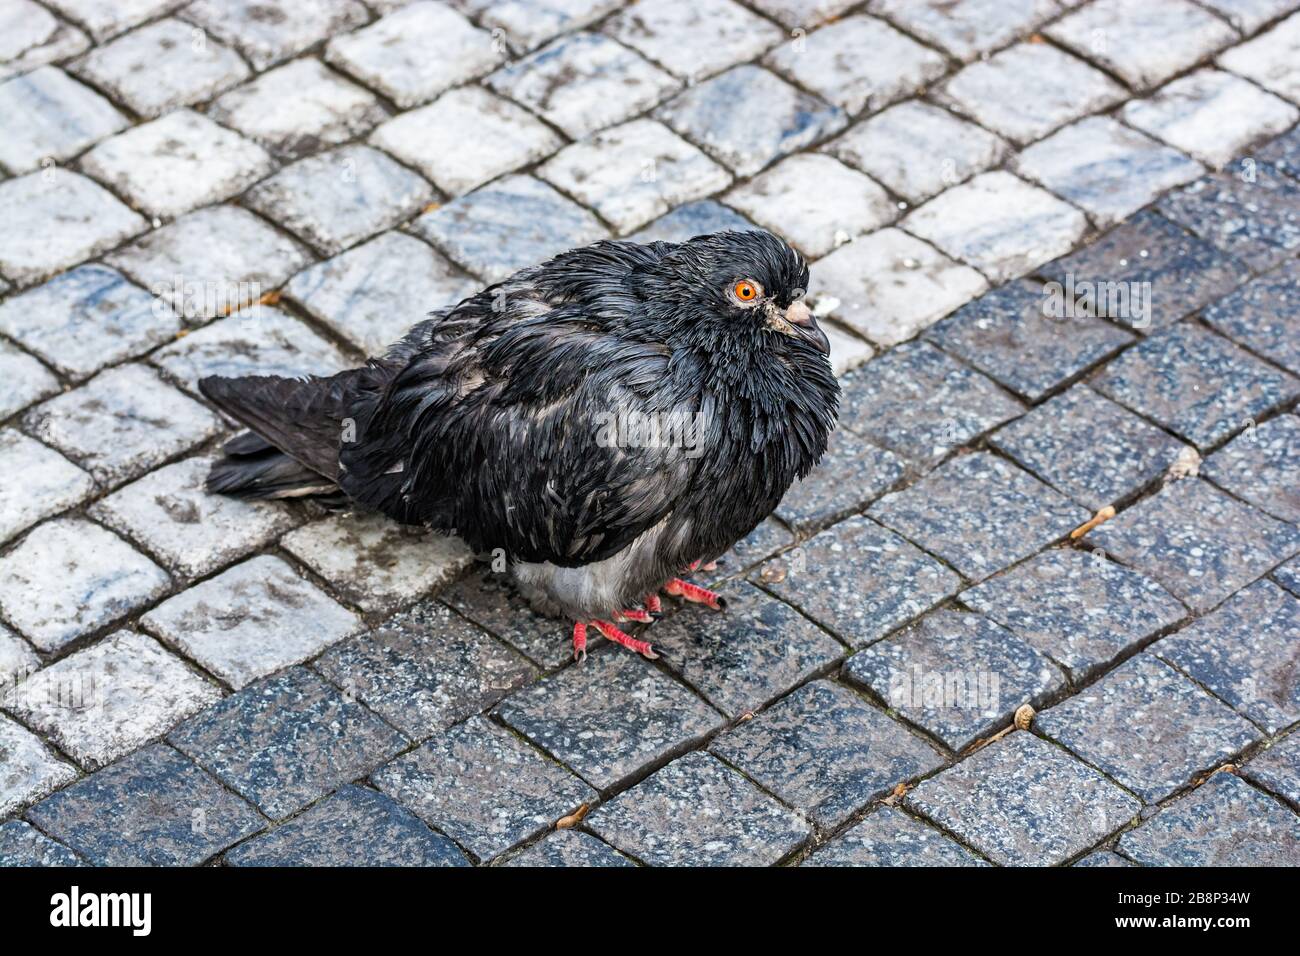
xmin=784 ymin=300 xmax=830 ymax=356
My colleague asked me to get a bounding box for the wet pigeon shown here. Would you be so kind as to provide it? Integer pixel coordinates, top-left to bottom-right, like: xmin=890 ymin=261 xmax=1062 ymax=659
xmin=201 ymin=230 xmax=839 ymax=660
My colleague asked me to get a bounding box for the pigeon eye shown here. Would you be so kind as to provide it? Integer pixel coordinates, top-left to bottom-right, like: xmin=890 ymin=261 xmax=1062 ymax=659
xmin=733 ymin=280 xmax=761 ymax=302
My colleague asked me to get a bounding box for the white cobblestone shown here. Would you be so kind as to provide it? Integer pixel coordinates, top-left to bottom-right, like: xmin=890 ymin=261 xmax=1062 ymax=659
xmin=724 ymin=154 xmax=896 ymax=258
xmin=79 ymin=110 xmax=274 ymax=220
xmin=325 ymin=1 xmax=502 ymax=109
xmin=477 ymin=0 xmax=625 ymax=52
xmin=0 ymin=1 xmax=89 ymax=81
xmin=604 ymin=0 xmax=783 ymax=82
xmin=0 ymin=429 xmax=95 ymax=547
xmin=140 ymin=554 xmax=361 ymax=689
xmin=282 ymin=513 xmax=474 ymax=614
xmin=873 ymin=0 xmax=1061 ymax=62
xmin=3 ymin=631 xmax=221 ymax=769
xmin=72 ymin=18 xmax=250 ymax=118
xmin=827 ymin=101 xmax=1008 ymax=204
xmin=90 ymin=456 xmax=298 ymax=580
xmin=0 ymin=623 xmax=38 ymax=688
xmin=0 ymin=518 xmax=170 ymax=652
xmin=810 ymin=229 xmax=988 ymax=346
xmin=1218 ymin=11 xmax=1300 ymax=106
xmin=286 ymin=232 xmax=478 ymax=356
xmin=371 ymin=86 xmax=560 ymax=197
xmin=183 ymin=0 xmax=369 ymax=71
xmin=22 ymin=364 xmax=222 ymax=487
xmin=1122 ymin=69 xmax=1300 ymax=169
xmin=0 ymin=342 xmax=59 ymax=420
xmin=45 ymin=0 xmax=182 ymax=41
xmin=0 ymin=66 xmax=127 ymax=174
xmin=903 ymin=171 xmax=1088 ymax=283
xmin=0 ymin=714 xmax=77 ymax=817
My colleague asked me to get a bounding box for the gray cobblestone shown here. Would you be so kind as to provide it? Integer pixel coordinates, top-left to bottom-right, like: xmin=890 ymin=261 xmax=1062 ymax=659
xmin=924 ymin=281 xmax=1132 ymax=403
xmin=1122 ymin=69 xmax=1298 ymax=170
xmin=991 ymin=384 xmax=1190 ymax=510
xmin=373 ymin=714 xmax=595 ymax=862
xmin=0 ymin=66 xmax=127 ymax=174
xmin=502 ymin=829 xmax=634 ymax=867
xmin=1240 ymin=731 xmax=1300 ymax=805
xmin=150 ymin=306 xmax=349 ymax=393
xmin=185 ymin=0 xmax=368 ymax=72
xmin=1117 ymin=772 xmax=1300 ymax=865
xmin=26 ymin=742 xmax=263 ymax=866
xmin=724 ymin=154 xmax=895 ymax=259
xmin=629 ymin=199 xmax=756 ymax=244
xmin=959 ymin=548 xmax=1186 ymax=680
xmin=325 ymin=1 xmax=501 ymax=109
xmin=755 ymin=516 xmax=960 ymax=648
xmin=805 ymin=806 xmax=986 ymax=866
xmin=79 ymin=109 xmax=274 ymax=220
xmin=657 ymin=66 xmax=847 ymax=178
xmin=141 ymin=555 xmax=361 ymax=689
xmin=89 ymin=456 xmax=298 ymax=581
xmin=1040 ymin=209 xmax=1251 ymax=333
xmin=1157 ymin=160 xmax=1300 ymax=271
xmin=586 ymin=750 xmax=810 ymax=866
xmin=494 ymin=649 xmax=723 ymax=791
xmin=0 ymin=820 xmax=83 ymax=867
xmin=712 ymin=680 xmax=943 ymax=829
xmin=1202 ymin=414 xmax=1300 ymax=522
xmin=1156 ymin=579 xmax=1300 ymax=734
xmin=313 ymin=599 xmax=534 ymax=739
xmin=487 ymin=32 xmax=678 ymax=140
xmin=870 ymin=452 xmax=1088 ymax=582
xmin=845 ymin=609 xmax=1065 ymax=750
xmin=1202 ymin=261 xmax=1300 ymax=375
xmin=539 ymin=119 xmax=731 ymax=233
xmin=0 ymin=169 xmax=145 ymax=285
xmin=1091 ymin=322 xmax=1299 ymax=449
xmin=0 ymin=2 xmax=89 ymax=81
xmin=0 ymin=518 xmax=170 ymax=651
xmin=604 ymin=0 xmax=783 ymax=82
xmin=648 ymin=582 xmax=843 ymax=718
xmin=903 ymin=172 xmax=1088 ymax=284
xmin=775 ymin=427 xmax=906 ymax=533
xmin=23 ymin=363 xmax=222 ymax=485
xmin=810 ymin=229 xmax=989 ymax=345
xmin=226 ymin=783 xmax=470 ymax=867
xmin=168 ymin=666 xmax=406 ymax=820
xmin=0 ymin=343 xmax=60 ymax=419
xmin=1038 ymin=654 xmax=1259 ymax=802
xmin=1047 ymin=0 xmax=1239 ymax=90
xmin=0 ymin=713 xmax=78 ymax=817
xmin=905 ymin=731 xmax=1142 ymax=866
xmin=245 ymin=144 xmax=433 ymax=256
xmin=938 ymin=43 xmax=1124 ymax=147
xmin=1088 ymin=478 xmax=1300 ymax=613
xmin=439 ymin=564 xmax=570 ymax=670
xmin=1016 ymin=116 xmax=1204 ymax=227
xmin=765 ymin=15 xmax=946 ymax=116
xmin=106 ymin=205 xmax=311 ymax=322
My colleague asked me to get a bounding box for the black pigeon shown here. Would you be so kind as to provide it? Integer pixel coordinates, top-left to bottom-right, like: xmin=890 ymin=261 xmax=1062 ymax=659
xmin=201 ymin=230 xmax=839 ymax=660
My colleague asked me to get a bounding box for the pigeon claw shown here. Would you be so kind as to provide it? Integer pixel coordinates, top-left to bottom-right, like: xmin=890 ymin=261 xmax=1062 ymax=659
xmin=592 ymin=619 xmax=659 ymax=660
xmin=665 ymin=578 xmax=726 ymax=611
xmin=572 ymin=621 xmax=588 ymax=663
xmin=616 ymin=607 xmax=654 ymax=624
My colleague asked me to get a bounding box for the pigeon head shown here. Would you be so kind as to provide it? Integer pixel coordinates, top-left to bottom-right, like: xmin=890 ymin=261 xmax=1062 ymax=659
xmin=631 ymin=230 xmax=831 ymax=360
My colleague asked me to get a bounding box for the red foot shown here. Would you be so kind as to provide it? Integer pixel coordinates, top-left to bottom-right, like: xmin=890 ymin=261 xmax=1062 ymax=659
xmin=686 ymin=559 xmax=718 ymax=573
xmin=665 ymin=578 xmax=726 ymax=610
xmin=645 ymin=593 xmax=662 ymax=614
xmin=592 ymin=619 xmax=658 ymax=660
xmin=616 ymin=607 xmax=654 ymax=623
xmin=572 ymin=621 xmax=587 ymax=662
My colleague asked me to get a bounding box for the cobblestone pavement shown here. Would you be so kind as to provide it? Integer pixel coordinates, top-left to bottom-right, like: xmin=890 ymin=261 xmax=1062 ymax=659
xmin=1 ymin=0 xmax=1299 ymax=868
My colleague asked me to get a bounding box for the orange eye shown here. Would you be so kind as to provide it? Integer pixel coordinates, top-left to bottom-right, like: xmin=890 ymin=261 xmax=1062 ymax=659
xmin=734 ymin=280 xmax=759 ymax=301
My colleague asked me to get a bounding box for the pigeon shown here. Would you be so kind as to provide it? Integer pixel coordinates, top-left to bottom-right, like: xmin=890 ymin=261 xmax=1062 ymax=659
xmin=200 ymin=230 xmax=839 ymax=661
